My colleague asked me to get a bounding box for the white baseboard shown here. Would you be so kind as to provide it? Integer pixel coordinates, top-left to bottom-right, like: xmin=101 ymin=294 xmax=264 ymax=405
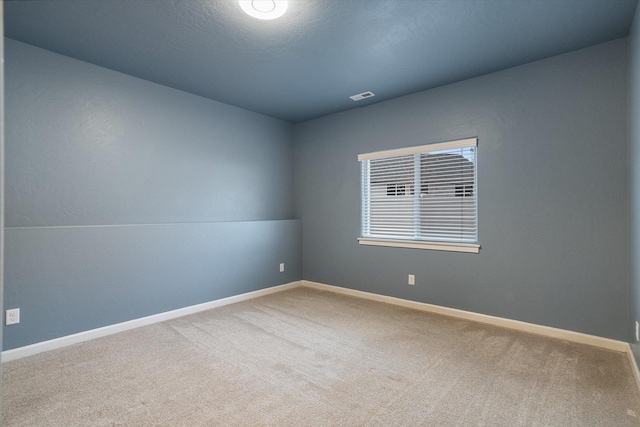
xmin=628 ymin=344 xmax=640 ymax=393
xmin=3 ymin=279 xmax=631 ymax=363
xmin=301 ymin=280 xmax=628 ymax=353
xmin=1 ymin=281 xmax=301 ymax=362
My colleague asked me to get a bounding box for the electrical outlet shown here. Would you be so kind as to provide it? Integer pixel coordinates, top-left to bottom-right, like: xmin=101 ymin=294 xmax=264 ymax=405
xmin=408 ymin=274 xmax=415 ymax=286
xmin=636 ymin=321 xmax=639 ymax=342
xmin=6 ymin=308 xmax=20 ymax=326
xmin=279 ymin=263 xmax=285 ymax=273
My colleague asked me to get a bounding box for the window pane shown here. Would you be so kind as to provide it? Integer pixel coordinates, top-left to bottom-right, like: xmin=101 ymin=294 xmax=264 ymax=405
xmin=367 ymin=155 xmax=415 ymax=238
xmin=419 ymin=147 xmax=476 ymax=243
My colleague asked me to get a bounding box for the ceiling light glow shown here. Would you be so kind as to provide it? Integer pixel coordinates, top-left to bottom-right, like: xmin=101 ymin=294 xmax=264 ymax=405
xmin=239 ymin=0 xmax=288 ymax=20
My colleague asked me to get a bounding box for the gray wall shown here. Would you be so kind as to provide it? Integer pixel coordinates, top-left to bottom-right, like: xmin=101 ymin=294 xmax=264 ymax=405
xmin=1 ymin=0 xmax=5 ymax=405
xmin=630 ymin=7 xmax=640 ymax=366
xmin=4 ymin=39 xmax=301 ymax=350
xmin=294 ymin=38 xmax=629 ymax=341
xmin=5 ymin=39 xmax=293 ymax=226
xmin=3 ymin=33 xmax=633 ymax=351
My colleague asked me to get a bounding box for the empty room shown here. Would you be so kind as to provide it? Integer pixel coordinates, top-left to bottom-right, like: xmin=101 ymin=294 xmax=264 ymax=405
xmin=2 ymin=0 xmax=640 ymax=425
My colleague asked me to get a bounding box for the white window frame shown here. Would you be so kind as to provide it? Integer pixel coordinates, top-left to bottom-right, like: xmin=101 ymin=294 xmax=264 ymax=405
xmin=358 ymin=138 xmax=479 ymax=253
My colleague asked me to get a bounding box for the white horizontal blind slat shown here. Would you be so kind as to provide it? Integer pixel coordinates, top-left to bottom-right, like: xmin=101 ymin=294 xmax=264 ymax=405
xmin=360 ymin=138 xmax=478 ymax=249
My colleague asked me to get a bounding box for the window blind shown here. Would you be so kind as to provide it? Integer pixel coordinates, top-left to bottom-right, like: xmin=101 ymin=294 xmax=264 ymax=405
xmin=359 ymin=138 xmax=478 ymax=252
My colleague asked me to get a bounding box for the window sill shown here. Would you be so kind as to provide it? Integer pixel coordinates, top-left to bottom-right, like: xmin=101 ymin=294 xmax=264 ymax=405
xmin=358 ymin=238 xmax=480 ymax=253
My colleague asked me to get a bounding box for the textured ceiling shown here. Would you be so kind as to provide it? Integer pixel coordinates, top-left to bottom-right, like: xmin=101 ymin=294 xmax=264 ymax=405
xmin=5 ymin=0 xmax=639 ymax=123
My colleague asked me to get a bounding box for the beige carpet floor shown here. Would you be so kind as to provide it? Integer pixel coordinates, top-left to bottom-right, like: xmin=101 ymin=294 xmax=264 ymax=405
xmin=2 ymin=287 xmax=640 ymax=426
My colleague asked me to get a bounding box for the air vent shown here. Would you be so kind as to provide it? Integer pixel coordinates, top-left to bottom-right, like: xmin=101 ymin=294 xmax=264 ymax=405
xmin=350 ymin=91 xmax=375 ymax=101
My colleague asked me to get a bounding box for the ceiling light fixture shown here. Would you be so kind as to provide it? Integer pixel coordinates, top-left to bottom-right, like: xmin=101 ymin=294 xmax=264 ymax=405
xmin=239 ymin=0 xmax=288 ymax=20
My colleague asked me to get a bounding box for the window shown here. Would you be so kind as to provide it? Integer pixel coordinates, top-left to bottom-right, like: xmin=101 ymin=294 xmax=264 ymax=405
xmin=358 ymin=138 xmax=479 ymax=253
xmin=387 ymin=183 xmax=408 ymax=196
xmin=455 ymin=184 xmax=473 ymax=197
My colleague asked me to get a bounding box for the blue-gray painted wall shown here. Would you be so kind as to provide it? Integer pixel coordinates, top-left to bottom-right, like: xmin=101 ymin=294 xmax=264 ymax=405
xmin=293 ymin=38 xmax=629 ymax=341
xmin=3 ymin=39 xmax=301 ymax=350
xmin=4 ymin=35 xmax=634 ymax=351
xmin=5 ymin=39 xmax=293 ymax=227
xmin=0 ymin=0 xmax=5 ymax=404
xmin=629 ymin=8 xmax=640 ymax=366
xmin=4 ymin=221 xmax=301 ymax=348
